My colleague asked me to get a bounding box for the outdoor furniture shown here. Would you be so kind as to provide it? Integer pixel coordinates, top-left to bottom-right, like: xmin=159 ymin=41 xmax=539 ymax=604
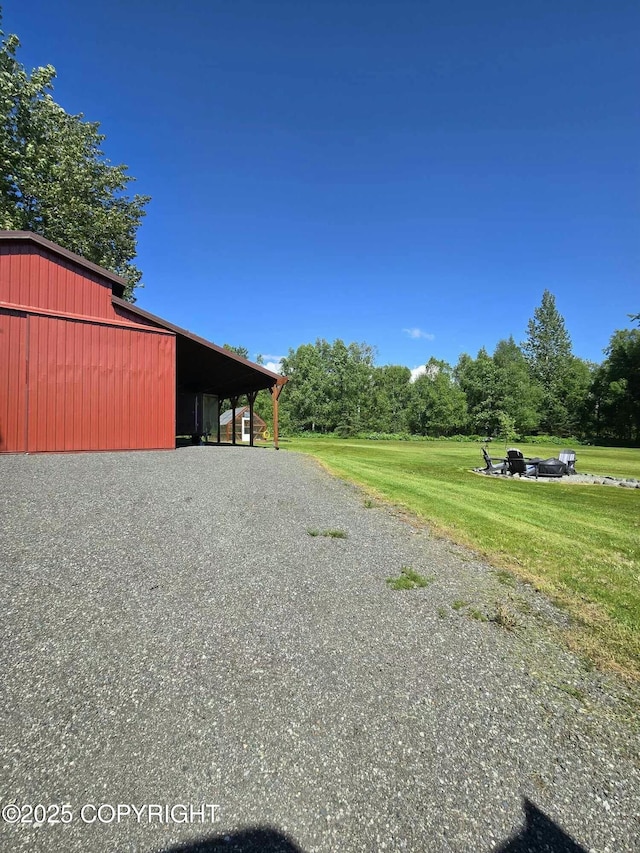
xmin=506 ymin=449 xmax=540 ymax=478
xmin=559 ymin=449 xmax=577 ymax=475
xmin=482 ymin=447 xmax=507 ymax=474
xmin=480 ymin=447 xmax=576 ymax=480
xmin=506 ymin=448 xmax=527 ymax=477
xmin=537 ymin=458 xmax=567 ymax=477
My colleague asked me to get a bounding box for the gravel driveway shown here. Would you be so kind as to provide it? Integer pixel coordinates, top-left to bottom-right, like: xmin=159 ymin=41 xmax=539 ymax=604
xmin=1 ymin=447 xmax=638 ymax=853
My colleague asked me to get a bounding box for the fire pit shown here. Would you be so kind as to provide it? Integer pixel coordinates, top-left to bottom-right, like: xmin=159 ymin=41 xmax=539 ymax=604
xmin=535 ymin=458 xmax=566 ymax=477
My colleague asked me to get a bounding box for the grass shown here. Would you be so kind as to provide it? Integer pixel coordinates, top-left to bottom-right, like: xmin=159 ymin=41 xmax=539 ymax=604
xmin=555 ymin=683 xmax=588 ymax=704
xmin=495 ymin=568 xmax=516 ymax=587
xmin=307 ymin=528 xmax=348 ymax=539
xmin=288 ymin=436 xmax=640 ymax=679
xmin=468 ymin=608 xmax=488 ymax=622
xmin=386 ymin=566 xmax=434 ymax=590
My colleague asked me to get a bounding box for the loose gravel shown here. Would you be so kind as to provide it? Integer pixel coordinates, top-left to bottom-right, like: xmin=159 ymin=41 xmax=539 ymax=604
xmin=1 ymin=447 xmax=638 ymax=853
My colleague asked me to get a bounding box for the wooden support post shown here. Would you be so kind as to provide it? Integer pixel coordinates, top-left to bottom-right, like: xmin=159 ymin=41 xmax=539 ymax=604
xmin=217 ymin=397 xmax=222 ymax=445
xmin=270 ymin=381 xmax=284 ymax=450
xmin=231 ymin=396 xmax=238 ymax=445
xmin=247 ymin=391 xmax=257 ymax=447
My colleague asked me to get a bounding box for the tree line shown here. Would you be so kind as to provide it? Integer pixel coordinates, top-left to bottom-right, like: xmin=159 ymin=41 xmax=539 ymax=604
xmin=253 ymin=292 xmax=640 ymax=445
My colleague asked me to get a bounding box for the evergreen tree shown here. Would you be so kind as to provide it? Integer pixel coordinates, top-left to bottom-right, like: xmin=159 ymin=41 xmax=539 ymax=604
xmin=521 ymin=291 xmax=573 ymax=433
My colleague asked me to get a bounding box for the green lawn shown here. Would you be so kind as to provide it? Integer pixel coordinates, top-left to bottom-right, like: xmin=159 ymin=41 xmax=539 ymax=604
xmin=285 ymin=436 xmax=640 ymax=679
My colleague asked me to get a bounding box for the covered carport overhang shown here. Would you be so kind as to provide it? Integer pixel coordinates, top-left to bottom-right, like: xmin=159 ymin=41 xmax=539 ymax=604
xmin=112 ymin=297 xmax=288 ymax=447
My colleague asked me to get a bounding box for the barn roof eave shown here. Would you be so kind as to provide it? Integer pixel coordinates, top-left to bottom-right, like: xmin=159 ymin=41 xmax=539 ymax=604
xmin=112 ymin=295 xmax=288 ymax=396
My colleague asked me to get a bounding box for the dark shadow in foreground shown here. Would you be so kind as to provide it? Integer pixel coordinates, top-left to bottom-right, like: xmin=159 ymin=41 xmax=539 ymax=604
xmin=160 ymin=798 xmax=589 ymax=853
xmin=494 ymin=798 xmax=588 ymax=852
xmin=160 ymin=826 xmax=304 ymax=853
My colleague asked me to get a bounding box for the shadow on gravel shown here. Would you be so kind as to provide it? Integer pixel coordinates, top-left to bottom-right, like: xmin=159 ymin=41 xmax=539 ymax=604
xmin=158 ymin=799 xmax=588 ymax=853
xmin=159 ymin=826 xmax=304 ymax=852
xmin=493 ymin=798 xmax=588 ymax=852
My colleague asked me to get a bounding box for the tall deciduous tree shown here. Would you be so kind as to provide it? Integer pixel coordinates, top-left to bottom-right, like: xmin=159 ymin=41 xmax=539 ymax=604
xmin=280 ymin=339 xmax=376 ymax=434
xmin=406 ymin=358 xmax=467 ymax=436
xmin=522 ymin=290 xmax=573 ymax=433
xmin=280 ymin=341 xmax=332 ymax=433
xmin=0 ymin=16 xmax=149 ymax=299
xmin=562 ymin=356 xmax=595 ymax=437
xmin=455 ymin=340 xmax=542 ymax=437
xmin=591 ymin=328 xmax=640 ymax=442
xmin=492 ymin=337 xmax=542 ymax=435
xmin=455 ymin=348 xmax=499 ymax=435
xmin=325 ymin=339 xmax=377 ymax=435
xmin=368 ymin=365 xmax=412 ymax=433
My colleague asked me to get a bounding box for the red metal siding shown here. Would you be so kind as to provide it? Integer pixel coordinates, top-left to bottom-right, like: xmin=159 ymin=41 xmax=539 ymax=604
xmin=0 ymin=309 xmax=28 ymax=452
xmin=0 ymin=237 xmax=177 ymax=453
xmin=0 ymin=243 xmax=114 ymax=319
xmin=22 ymin=315 xmax=175 ymax=452
xmin=113 ymin=303 xmax=162 ymax=328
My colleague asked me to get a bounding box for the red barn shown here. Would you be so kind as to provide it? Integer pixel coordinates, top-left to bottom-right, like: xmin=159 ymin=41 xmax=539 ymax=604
xmin=0 ymin=232 xmax=286 ymax=453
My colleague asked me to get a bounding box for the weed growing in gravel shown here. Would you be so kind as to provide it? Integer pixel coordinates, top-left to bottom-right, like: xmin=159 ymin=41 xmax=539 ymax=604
xmin=556 ymin=683 xmax=587 ymax=704
xmin=386 ymin=567 xmax=434 ymax=590
xmin=495 ymin=569 xmax=516 ymax=587
xmin=489 ymin=604 xmax=518 ymax=631
xmin=453 ymin=598 xmax=515 ymax=628
xmin=437 ymin=607 xmax=448 ymax=618
xmin=455 ymin=553 xmax=475 ymax=563
xmin=451 ymin=599 xmax=495 ymax=624
xmin=514 ymin=597 xmax=533 ymax=615
xmin=307 ymin=528 xmax=348 ymax=539
xmin=581 ymin=656 xmax=595 ymax=673
xmin=468 ymin=608 xmax=488 ymax=622
xmin=363 ymin=498 xmax=375 ymax=509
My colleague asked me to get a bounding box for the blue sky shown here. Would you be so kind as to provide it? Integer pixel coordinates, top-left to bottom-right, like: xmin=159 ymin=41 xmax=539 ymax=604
xmin=5 ymin=1 xmax=639 ymax=374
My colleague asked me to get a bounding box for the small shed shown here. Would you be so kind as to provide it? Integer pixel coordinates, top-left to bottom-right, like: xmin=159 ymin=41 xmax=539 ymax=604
xmin=219 ymin=406 xmax=267 ymax=443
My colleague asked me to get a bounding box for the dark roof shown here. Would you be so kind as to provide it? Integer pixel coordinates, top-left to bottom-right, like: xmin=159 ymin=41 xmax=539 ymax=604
xmin=219 ymin=409 xmax=236 ymax=426
xmin=0 ymin=231 xmax=127 ymax=298
xmin=219 ymin=407 xmax=267 ymax=426
xmin=113 ymin=297 xmax=287 ymax=398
